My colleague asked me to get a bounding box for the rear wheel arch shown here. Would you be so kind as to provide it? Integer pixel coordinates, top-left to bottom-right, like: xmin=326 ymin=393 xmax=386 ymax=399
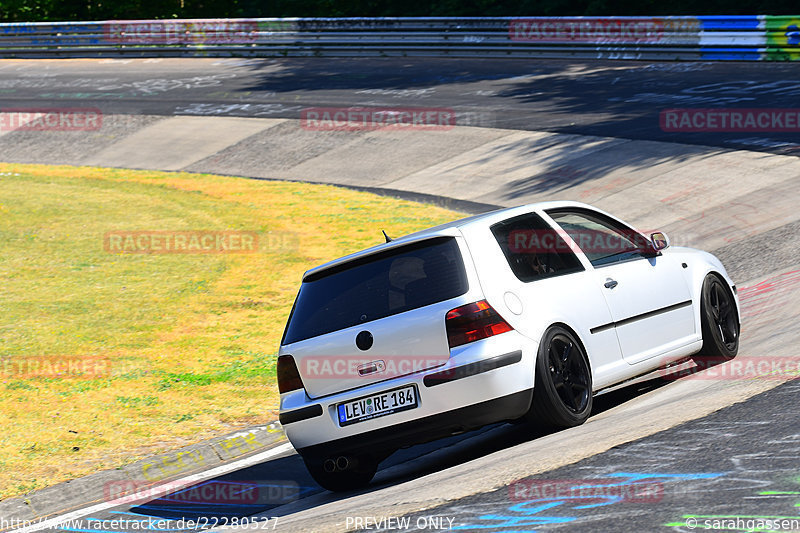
xmin=545 ymin=322 xmax=593 ymax=376
xmin=526 ymin=323 xmax=594 ymax=429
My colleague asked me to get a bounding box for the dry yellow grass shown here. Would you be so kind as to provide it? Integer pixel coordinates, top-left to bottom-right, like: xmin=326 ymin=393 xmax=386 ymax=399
xmin=0 ymin=163 xmax=462 ymax=499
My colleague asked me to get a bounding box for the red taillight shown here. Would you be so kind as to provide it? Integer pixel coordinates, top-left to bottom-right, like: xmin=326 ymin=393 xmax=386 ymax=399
xmin=277 ymin=355 xmax=304 ymax=393
xmin=445 ymin=300 xmax=514 ymax=348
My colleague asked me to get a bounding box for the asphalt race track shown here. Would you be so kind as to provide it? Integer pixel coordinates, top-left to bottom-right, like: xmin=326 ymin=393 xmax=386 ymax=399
xmin=0 ymin=57 xmax=799 ymax=155
xmin=0 ymin=57 xmax=799 ymax=533
xmin=399 ymin=379 xmax=800 ymax=532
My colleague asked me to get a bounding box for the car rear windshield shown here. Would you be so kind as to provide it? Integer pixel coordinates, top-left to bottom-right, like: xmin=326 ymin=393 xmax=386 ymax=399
xmin=282 ymin=237 xmax=468 ymax=345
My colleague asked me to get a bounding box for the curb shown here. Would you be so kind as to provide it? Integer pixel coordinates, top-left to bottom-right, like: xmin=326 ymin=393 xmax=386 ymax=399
xmin=204 ymin=173 xmax=502 ymax=216
xmin=0 ymin=422 xmax=288 ymax=528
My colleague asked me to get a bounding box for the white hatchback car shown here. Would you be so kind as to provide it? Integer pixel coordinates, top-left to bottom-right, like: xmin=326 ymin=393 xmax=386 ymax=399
xmin=277 ymin=201 xmax=740 ymax=490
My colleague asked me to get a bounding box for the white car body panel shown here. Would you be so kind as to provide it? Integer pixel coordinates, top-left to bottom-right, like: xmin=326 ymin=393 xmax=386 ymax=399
xmin=593 ymin=254 xmax=697 ymax=365
xmin=277 ymin=200 xmax=741 ymax=458
xmin=282 ymin=331 xmax=534 ymax=450
xmin=459 ymin=220 xmax=624 ymax=390
xmin=283 ymin=236 xmax=484 ymax=399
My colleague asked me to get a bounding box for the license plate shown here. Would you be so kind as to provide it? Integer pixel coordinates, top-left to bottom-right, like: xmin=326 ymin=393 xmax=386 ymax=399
xmin=337 ymin=385 xmax=418 ymax=427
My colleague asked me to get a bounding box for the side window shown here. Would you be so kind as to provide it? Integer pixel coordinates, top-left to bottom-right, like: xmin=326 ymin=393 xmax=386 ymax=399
xmin=490 ymin=213 xmax=584 ymax=283
xmin=546 ymin=209 xmax=651 ymax=267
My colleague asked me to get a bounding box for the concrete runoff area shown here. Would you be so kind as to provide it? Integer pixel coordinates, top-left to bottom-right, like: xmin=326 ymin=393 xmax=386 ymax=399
xmin=83 ymin=116 xmax=278 ymax=171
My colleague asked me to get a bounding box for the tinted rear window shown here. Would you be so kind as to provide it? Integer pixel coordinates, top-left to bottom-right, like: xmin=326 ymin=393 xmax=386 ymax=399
xmin=282 ymin=237 xmax=468 ymax=345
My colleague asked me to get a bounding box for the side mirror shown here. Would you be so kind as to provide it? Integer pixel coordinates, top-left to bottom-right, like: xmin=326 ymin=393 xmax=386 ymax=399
xmin=651 ymin=231 xmax=670 ymax=251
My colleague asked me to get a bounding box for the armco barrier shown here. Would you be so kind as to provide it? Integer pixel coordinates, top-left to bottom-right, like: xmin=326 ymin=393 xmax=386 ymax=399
xmin=0 ymin=16 xmax=796 ymax=60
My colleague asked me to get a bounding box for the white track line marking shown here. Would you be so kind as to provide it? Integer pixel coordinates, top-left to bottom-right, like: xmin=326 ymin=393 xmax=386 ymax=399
xmin=9 ymin=442 xmax=295 ymax=533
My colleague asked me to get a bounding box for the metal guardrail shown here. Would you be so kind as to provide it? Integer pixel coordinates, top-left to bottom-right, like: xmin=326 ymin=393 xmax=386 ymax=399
xmin=0 ymin=16 xmax=797 ymax=60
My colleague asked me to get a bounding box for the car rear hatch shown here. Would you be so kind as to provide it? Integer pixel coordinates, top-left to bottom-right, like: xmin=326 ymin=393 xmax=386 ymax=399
xmin=281 ymin=236 xmax=470 ymax=399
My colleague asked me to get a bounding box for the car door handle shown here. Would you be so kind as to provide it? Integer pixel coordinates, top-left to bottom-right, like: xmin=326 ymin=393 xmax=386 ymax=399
xmin=604 ymin=279 xmax=618 ymax=289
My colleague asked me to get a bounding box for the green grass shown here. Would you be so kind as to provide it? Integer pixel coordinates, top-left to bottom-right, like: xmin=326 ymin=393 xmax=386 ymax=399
xmin=0 ymin=162 xmax=462 ymax=499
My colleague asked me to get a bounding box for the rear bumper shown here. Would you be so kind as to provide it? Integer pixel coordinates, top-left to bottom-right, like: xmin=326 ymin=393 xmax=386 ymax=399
xmin=297 ymin=387 xmax=533 ymax=462
xmin=279 ymin=331 xmax=536 ymax=456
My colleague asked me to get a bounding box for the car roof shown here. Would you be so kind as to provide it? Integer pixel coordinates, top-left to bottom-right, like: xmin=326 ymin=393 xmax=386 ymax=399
xmin=302 ymin=200 xmax=599 ymax=280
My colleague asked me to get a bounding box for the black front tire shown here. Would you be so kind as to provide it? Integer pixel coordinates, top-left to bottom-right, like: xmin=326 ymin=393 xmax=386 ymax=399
xmin=527 ymin=326 xmax=593 ymax=429
xmin=303 ymin=454 xmax=378 ymax=492
xmin=695 ymin=273 xmax=739 ymax=361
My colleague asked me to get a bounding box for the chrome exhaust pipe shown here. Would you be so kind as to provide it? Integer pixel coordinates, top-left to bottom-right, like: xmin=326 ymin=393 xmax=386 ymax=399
xmin=323 ymin=455 xmax=358 ymax=472
xmin=335 ymin=456 xmax=349 ymax=471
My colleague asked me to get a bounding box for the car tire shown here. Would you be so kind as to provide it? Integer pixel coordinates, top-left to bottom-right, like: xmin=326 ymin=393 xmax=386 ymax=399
xmin=303 ymin=454 xmax=378 ymax=492
xmin=695 ymin=273 xmax=739 ymax=360
xmin=527 ymin=326 xmax=593 ymax=429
